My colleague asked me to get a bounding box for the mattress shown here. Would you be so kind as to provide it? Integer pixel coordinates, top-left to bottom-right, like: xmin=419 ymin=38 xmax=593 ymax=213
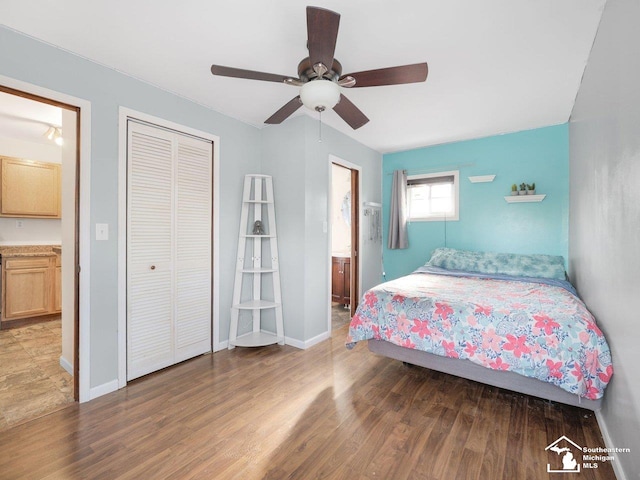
xmin=347 ymin=267 xmax=612 ymax=400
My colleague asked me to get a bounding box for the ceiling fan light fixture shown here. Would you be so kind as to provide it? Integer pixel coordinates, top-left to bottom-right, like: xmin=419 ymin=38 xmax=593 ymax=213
xmin=300 ymin=79 xmax=340 ymax=112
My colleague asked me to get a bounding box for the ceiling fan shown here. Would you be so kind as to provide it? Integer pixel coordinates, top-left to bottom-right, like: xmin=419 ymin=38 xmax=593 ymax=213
xmin=210 ymin=6 xmax=428 ymax=130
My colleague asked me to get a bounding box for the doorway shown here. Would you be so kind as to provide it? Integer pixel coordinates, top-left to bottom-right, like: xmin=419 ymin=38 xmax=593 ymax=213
xmin=330 ymin=160 xmax=359 ymax=333
xmin=0 ymin=86 xmax=80 ymax=427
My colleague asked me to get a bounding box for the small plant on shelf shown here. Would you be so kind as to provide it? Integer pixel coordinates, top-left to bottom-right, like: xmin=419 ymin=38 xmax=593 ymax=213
xmin=527 ymin=183 xmax=536 ymax=195
xmin=511 ymin=184 xmax=518 ymax=196
xmin=519 ymin=183 xmax=527 ymax=195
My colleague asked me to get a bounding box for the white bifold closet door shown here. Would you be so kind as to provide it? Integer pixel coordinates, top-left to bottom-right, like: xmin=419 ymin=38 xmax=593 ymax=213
xmin=127 ymin=120 xmax=212 ymax=381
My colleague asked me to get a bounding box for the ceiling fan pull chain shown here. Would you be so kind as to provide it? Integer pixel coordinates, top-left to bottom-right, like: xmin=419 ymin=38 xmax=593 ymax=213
xmin=318 ymin=109 xmax=323 ymax=143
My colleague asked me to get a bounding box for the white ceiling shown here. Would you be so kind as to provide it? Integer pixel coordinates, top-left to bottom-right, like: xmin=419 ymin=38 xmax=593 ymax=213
xmin=0 ymin=91 xmax=62 ymax=145
xmin=1 ymin=0 xmax=605 ymax=153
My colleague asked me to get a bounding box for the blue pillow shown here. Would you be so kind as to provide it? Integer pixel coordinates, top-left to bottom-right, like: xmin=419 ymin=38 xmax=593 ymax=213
xmin=426 ymin=247 xmax=566 ymax=280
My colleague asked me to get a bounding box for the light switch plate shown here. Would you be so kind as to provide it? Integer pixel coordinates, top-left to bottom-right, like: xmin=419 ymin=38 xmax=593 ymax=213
xmin=96 ymin=223 xmax=109 ymax=241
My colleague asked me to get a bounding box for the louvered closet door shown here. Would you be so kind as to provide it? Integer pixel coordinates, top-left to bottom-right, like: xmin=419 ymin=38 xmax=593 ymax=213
xmin=127 ymin=121 xmax=212 ymax=380
xmin=175 ymin=135 xmax=212 ymax=362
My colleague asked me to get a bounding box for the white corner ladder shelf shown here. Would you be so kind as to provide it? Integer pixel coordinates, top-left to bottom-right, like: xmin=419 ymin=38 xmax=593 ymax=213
xmin=229 ymin=174 xmax=284 ymax=349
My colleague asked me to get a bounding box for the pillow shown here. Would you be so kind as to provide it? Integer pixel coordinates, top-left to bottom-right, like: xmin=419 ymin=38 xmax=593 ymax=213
xmin=426 ymin=247 xmax=566 ymax=280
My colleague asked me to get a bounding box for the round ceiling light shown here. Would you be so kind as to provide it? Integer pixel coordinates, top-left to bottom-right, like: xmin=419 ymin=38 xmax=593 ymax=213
xmin=300 ymin=80 xmax=340 ymax=112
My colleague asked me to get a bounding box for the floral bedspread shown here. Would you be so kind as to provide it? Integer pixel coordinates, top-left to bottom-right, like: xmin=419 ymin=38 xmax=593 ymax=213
xmin=346 ymin=271 xmax=612 ymax=399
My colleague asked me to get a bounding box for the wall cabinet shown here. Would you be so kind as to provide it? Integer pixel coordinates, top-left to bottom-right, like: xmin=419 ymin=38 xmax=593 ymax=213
xmin=332 ymin=256 xmax=351 ymax=305
xmin=1 ymin=255 xmax=61 ymax=324
xmin=0 ymin=156 xmax=61 ymax=218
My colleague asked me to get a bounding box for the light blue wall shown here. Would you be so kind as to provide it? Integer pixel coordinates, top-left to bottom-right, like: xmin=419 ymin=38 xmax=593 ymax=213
xmin=569 ymin=0 xmax=640 ymax=476
xmin=382 ymin=125 xmax=569 ymax=280
xmin=0 ymin=26 xmax=382 ymax=389
xmin=0 ymin=26 xmax=261 ymax=388
xmin=262 ymin=116 xmax=382 ymax=344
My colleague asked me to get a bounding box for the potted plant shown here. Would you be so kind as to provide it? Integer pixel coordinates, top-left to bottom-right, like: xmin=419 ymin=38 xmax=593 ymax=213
xmin=519 ymin=183 xmax=527 ymax=195
xmin=511 ymin=184 xmax=518 ymax=196
xmin=527 ymin=182 xmax=536 ymax=195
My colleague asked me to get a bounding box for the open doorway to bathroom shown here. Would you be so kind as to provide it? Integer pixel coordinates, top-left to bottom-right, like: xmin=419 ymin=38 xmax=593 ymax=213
xmin=330 ymin=161 xmax=359 ymax=333
xmin=0 ymin=86 xmax=79 ymax=429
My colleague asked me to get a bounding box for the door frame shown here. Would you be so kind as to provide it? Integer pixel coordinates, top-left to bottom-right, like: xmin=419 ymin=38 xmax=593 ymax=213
xmin=328 ymin=155 xmax=361 ymax=333
xmin=117 ymin=107 xmax=220 ymax=388
xmin=0 ymin=74 xmax=92 ymax=402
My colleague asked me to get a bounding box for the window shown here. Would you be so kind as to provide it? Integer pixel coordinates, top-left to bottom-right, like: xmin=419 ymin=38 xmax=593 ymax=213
xmin=407 ymin=170 xmax=459 ymax=221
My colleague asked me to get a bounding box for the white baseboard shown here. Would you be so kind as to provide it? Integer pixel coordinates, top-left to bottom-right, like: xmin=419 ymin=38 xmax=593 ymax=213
xmin=219 ymin=331 xmax=330 ymax=351
xmin=285 ymin=331 xmax=330 ymax=350
xmin=59 ymin=355 xmax=73 ymax=375
xmin=595 ymin=411 xmax=628 ymax=480
xmin=89 ymin=379 xmax=119 ymax=400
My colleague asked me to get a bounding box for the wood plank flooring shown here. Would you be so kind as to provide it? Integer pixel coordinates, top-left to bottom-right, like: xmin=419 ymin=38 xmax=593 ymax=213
xmin=0 ymin=320 xmax=616 ymax=479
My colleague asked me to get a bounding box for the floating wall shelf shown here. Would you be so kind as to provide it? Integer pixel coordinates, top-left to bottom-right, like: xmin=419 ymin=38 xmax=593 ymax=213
xmin=468 ymin=175 xmax=496 ymax=183
xmin=504 ymin=194 xmax=546 ymax=203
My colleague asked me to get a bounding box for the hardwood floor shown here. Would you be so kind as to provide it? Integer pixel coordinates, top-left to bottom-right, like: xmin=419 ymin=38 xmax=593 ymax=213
xmin=0 ymin=318 xmax=74 ymax=430
xmin=0 ymin=320 xmax=616 ymax=479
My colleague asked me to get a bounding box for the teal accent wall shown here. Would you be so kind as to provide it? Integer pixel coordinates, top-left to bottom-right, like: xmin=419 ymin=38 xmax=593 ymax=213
xmin=382 ymin=124 xmax=569 ymax=280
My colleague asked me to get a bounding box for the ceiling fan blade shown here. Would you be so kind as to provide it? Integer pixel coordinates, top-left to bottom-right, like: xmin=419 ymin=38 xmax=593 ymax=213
xmin=307 ymin=6 xmax=340 ymax=74
xmin=265 ymin=96 xmax=303 ymax=124
xmin=333 ymin=94 xmax=369 ymax=130
xmin=340 ymin=63 xmax=428 ymax=88
xmin=211 ymin=65 xmax=298 ymax=84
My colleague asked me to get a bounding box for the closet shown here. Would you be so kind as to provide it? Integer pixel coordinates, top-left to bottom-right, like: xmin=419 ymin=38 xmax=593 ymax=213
xmin=126 ymin=120 xmax=212 ymax=380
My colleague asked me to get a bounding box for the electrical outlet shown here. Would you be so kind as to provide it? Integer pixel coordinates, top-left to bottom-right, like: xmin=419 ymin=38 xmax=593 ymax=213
xmin=15 ymin=220 xmax=24 ymax=229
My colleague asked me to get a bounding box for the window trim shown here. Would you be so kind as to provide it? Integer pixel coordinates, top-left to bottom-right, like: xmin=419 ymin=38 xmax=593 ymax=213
xmin=406 ymin=170 xmax=459 ymax=222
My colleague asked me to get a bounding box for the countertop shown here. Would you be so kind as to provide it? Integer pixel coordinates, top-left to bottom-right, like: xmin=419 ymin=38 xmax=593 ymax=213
xmin=0 ymin=245 xmax=61 ymax=258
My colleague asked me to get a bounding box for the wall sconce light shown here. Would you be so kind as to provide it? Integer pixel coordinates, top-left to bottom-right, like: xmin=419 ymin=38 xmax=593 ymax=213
xmin=44 ymin=126 xmax=64 ymax=146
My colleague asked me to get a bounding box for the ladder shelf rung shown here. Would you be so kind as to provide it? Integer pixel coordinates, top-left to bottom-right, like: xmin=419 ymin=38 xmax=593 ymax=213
xmin=240 ymin=268 xmax=277 ymax=273
xmin=233 ymin=300 xmax=280 ymax=310
xmin=241 ymin=234 xmax=276 ymax=238
xmin=231 ymin=331 xmax=283 ymax=348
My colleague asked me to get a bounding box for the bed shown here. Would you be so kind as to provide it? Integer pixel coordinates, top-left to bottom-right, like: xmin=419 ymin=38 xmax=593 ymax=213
xmin=346 ymin=248 xmax=612 ymax=411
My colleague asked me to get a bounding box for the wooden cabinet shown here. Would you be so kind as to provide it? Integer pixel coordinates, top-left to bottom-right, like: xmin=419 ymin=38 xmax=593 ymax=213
xmin=1 ymin=254 xmax=61 ymax=324
xmin=54 ymin=254 xmax=62 ymax=313
xmin=3 ymin=257 xmax=51 ymax=320
xmin=332 ymin=256 xmax=351 ymax=305
xmin=0 ymin=156 xmax=61 ymax=218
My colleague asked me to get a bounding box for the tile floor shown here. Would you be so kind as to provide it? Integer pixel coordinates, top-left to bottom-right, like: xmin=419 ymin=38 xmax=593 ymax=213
xmin=0 ymin=318 xmax=74 ymax=430
xmin=331 ymin=302 xmax=352 ymax=330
